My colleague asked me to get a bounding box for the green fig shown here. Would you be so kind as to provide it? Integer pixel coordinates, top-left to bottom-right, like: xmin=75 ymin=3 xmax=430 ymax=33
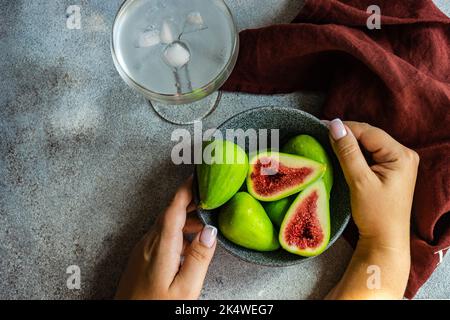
xmin=247 ymin=151 xmax=325 ymax=202
xmin=279 ymin=179 xmax=330 ymax=257
xmin=219 ymin=192 xmax=280 ymax=251
xmin=282 ymin=135 xmax=334 ymax=195
xmin=197 ymin=140 xmax=248 ymax=210
xmin=262 ymin=196 xmax=295 ymax=227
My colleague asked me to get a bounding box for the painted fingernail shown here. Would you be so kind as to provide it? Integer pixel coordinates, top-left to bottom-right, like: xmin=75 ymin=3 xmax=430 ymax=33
xmin=330 ymin=118 xmax=347 ymax=141
xmin=200 ymin=225 xmax=217 ymax=248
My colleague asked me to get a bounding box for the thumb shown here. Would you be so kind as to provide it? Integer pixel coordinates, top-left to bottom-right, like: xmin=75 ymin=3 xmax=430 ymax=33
xmin=171 ymin=225 xmax=217 ymax=299
xmin=327 ymin=119 xmax=372 ymax=186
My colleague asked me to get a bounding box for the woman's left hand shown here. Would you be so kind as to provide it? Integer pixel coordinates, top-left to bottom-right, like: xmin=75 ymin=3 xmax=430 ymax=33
xmin=115 ymin=176 xmax=217 ymax=300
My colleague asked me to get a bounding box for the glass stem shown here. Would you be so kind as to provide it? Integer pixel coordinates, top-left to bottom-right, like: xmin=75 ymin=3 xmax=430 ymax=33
xmin=172 ymin=66 xmax=193 ymax=94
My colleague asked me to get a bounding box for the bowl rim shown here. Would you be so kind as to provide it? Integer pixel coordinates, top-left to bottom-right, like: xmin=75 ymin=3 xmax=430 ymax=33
xmin=195 ymin=106 xmax=351 ymax=267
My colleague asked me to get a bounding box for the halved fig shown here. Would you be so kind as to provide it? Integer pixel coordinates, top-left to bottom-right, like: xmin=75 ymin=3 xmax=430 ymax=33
xmin=279 ymin=179 xmax=330 ymax=256
xmin=247 ymin=151 xmax=325 ymax=201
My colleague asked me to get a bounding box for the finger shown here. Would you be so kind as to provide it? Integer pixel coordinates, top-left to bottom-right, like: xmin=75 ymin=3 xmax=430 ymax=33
xmin=171 ymin=225 xmax=217 ymax=299
xmin=183 ymin=213 xmax=204 ymax=234
xmin=161 ymin=176 xmax=194 ymax=238
xmin=344 ymin=121 xmax=404 ymax=164
xmin=181 ymin=238 xmax=189 ymax=256
xmin=187 ymin=201 xmax=197 ymax=213
xmin=141 ymin=225 xmax=159 ymax=259
xmin=152 ymin=177 xmax=194 ymax=287
xmin=328 ymin=119 xmax=374 ymax=186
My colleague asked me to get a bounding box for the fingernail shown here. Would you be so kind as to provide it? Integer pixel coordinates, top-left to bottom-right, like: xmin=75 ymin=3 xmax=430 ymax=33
xmin=200 ymin=225 xmax=217 ymax=248
xmin=330 ymin=118 xmax=347 ymax=141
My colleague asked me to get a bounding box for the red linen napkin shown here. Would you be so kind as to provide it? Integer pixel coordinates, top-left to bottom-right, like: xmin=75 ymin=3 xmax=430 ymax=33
xmin=223 ymin=0 xmax=450 ymax=298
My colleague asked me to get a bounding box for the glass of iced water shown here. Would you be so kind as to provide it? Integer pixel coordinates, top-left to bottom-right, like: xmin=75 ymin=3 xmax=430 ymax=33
xmin=111 ymin=0 xmax=239 ymax=124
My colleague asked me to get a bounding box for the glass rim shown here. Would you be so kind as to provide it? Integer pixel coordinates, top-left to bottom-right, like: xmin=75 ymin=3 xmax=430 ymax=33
xmin=110 ymin=0 xmax=240 ymax=105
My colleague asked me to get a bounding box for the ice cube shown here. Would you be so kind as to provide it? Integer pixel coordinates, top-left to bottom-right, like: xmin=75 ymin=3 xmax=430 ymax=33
xmin=182 ymin=12 xmax=207 ymax=35
xmin=186 ymin=12 xmax=204 ymax=27
xmin=160 ymin=19 xmax=177 ymax=44
xmin=136 ymin=29 xmax=160 ymax=48
xmin=163 ymin=41 xmax=190 ymax=68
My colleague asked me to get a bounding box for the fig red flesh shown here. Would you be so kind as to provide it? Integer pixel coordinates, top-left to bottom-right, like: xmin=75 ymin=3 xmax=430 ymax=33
xmin=283 ymin=190 xmax=323 ymax=249
xmin=250 ymin=157 xmax=313 ymax=197
xmin=247 ymin=152 xmax=326 ymax=201
xmin=279 ymin=179 xmax=331 ymax=257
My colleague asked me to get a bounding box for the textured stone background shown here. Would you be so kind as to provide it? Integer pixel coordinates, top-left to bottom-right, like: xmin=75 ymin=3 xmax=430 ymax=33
xmin=0 ymin=0 xmax=449 ymax=299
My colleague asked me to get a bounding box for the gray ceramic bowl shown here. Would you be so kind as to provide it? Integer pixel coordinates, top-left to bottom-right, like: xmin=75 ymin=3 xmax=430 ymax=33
xmin=195 ymin=106 xmax=351 ymax=266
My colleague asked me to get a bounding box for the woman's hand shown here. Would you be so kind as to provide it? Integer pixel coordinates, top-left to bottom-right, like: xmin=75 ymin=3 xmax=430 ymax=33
xmin=329 ymin=120 xmax=419 ymax=248
xmin=325 ymin=119 xmax=419 ymax=299
xmin=115 ymin=177 xmax=217 ymax=300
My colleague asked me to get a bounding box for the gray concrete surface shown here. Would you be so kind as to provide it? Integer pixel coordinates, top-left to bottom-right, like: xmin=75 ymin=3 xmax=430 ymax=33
xmin=0 ymin=0 xmax=449 ymax=300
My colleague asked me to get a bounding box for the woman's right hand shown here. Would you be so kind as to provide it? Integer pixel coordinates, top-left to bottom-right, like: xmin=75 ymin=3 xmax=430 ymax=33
xmin=328 ymin=119 xmax=419 ymax=249
xmin=325 ymin=119 xmax=419 ymax=299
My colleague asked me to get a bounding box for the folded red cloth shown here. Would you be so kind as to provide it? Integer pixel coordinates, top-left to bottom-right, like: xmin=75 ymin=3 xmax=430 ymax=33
xmin=223 ymin=0 xmax=450 ymax=298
